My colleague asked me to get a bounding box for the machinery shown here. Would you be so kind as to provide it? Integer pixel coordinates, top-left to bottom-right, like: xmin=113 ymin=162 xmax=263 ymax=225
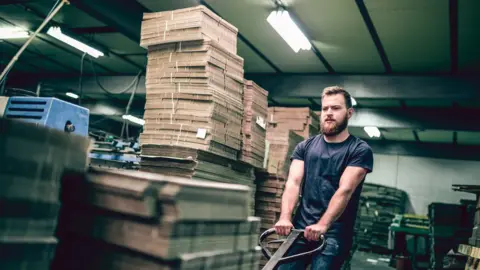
xmin=2 ymin=96 xmax=89 ymax=136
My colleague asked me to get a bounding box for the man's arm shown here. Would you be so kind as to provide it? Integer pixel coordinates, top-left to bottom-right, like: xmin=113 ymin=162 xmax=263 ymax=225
xmin=317 ymin=166 xmax=367 ymax=228
xmin=280 ymin=159 xmax=304 ymax=220
xmin=275 ymin=159 xmax=304 ymax=235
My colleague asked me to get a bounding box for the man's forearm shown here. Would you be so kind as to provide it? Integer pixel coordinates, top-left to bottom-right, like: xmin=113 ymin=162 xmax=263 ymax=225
xmin=317 ymin=188 xmax=352 ymax=228
xmin=279 ymin=181 xmax=301 ymax=220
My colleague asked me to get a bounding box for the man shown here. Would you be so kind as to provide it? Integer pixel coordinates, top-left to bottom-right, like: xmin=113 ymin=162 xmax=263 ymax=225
xmin=274 ymin=86 xmax=374 ymax=269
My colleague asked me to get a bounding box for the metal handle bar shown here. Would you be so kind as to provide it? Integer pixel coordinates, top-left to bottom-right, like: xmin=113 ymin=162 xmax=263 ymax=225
xmin=258 ymin=228 xmax=325 ymax=263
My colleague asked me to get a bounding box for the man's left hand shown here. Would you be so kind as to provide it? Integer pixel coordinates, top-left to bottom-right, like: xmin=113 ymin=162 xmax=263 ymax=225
xmin=304 ymin=223 xmax=327 ymax=242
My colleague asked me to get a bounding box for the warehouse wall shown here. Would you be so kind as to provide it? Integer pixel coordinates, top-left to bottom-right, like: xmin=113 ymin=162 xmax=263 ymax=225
xmin=365 ymin=153 xmax=479 ymax=215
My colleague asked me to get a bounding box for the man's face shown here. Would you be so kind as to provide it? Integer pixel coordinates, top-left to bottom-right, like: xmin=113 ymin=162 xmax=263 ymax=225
xmin=320 ymin=94 xmax=352 ymax=136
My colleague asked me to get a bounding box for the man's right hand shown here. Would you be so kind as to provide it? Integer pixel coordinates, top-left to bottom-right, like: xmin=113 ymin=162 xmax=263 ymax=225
xmin=274 ymin=219 xmax=294 ymax=236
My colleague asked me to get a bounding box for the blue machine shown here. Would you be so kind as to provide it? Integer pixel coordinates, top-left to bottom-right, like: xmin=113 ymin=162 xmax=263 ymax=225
xmin=4 ymin=97 xmax=89 ymax=137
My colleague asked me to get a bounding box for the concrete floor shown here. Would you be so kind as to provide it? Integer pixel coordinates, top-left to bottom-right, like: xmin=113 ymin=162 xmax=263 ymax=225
xmin=350 ymin=251 xmax=392 ymax=270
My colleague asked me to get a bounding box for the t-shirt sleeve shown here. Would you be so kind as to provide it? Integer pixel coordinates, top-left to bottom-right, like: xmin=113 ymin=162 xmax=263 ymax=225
xmin=290 ymin=140 xmax=307 ymax=161
xmin=347 ymin=144 xmax=374 ymax=173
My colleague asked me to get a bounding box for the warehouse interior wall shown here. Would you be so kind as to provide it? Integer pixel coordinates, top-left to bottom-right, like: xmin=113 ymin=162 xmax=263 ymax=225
xmin=365 ymin=153 xmax=480 ymax=215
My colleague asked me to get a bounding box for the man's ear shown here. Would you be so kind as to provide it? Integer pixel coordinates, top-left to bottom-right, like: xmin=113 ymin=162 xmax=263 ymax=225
xmin=347 ymin=108 xmax=354 ymax=119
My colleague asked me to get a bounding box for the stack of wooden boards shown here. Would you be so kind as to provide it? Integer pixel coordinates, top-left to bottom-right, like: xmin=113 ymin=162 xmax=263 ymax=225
xmin=0 ymin=117 xmax=91 ymax=269
xmin=52 ymin=168 xmax=262 ymax=270
xmin=138 ymin=5 xmax=268 ymax=216
xmin=353 ymin=183 xmax=407 ymax=253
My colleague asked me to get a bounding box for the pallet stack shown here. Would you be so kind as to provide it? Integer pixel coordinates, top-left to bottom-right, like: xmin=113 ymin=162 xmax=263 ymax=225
xmin=52 ymin=168 xmax=262 ymax=270
xmin=0 ymin=117 xmax=91 ymax=270
xmin=268 ymin=107 xmax=320 ymax=139
xmin=239 ymin=80 xmax=268 ymax=169
xmin=137 ymin=5 xmax=261 ymax=216
xmin=353 ymin=183 xmax=407 ymax=253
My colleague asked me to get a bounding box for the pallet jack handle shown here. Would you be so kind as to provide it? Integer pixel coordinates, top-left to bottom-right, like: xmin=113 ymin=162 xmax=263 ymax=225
xmin=259 ymin=228 xmax=326 ymax=270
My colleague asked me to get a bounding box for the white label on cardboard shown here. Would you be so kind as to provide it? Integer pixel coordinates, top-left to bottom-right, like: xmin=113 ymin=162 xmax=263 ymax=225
xmin=256 ymin=116 xmax=266 ymax=130
xmin=196 ymin=128 xmax=207 ymax=139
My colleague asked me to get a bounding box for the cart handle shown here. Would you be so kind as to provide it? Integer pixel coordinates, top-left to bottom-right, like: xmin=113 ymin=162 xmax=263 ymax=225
xmin=258 ymin=228 xmax=325 ymax=263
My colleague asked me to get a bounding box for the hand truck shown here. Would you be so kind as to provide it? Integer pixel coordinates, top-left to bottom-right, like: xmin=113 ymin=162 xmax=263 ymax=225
xmin=258 ymin=228 xmax=326 ymax=270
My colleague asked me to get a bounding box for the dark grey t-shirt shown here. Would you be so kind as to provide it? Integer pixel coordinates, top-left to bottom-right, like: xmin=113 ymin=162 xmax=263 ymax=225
xmin=290 ymin=134 xmax=373 ymax=242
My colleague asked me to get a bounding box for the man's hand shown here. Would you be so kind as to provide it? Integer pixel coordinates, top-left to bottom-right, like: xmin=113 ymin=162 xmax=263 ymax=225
xmin=274 ymin=219 xmax=294 ymax=236
xmin=304 ymin=223 xmax=327 ymax=242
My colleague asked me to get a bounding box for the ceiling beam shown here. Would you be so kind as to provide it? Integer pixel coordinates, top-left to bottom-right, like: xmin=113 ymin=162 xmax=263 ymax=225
xmin=70 ymin=26 xmax=118 ymax=35
xmin=246 ymin=74 xmax=480 ymax=100
xmin=367 ymin=139 xmax=480 ymax=161
xmin=355 ymin=0 xmax=392 ymax=73
xmin=348 ymin=107 xmax=480 ymax=132
xmin=69 ymin=0 xmax=148 ymax=43
xmin=449 ymin=0 xmax=459 ymax=74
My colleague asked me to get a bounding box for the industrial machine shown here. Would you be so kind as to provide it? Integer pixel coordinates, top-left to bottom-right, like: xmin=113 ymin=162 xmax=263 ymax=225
xmin=2 ymin=96 xmax=89 ymax=136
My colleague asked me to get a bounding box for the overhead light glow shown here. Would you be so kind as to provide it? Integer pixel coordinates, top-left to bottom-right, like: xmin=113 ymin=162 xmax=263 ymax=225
xmin=66 ymin=92 xmax=79 ymax=99
xmin=47 ymin=26 xmax=104 ymax=58
xmin=122 ymin=114 xmax=145 ymax=126
xmin=351 ymin=97 xmax=357 ymax=106
xmin=364 ymin=126 xmax=381 ymax=138
xmin=0 ymin=27 xmax=29 ymax=39
xmin=267 ymin=10 xmax=311 ymax=53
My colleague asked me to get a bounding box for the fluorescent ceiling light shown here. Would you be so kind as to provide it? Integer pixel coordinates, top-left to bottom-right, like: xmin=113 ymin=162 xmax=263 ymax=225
xmin=47 ymin=26 xmax=104 ymax=58
xmin=351 ymin=97 xmax=357 ymax=106
xmin=267 ymin=10 xmax=311 ymax=53
xmin=364 ymin=126 xmax=381 ymax=138
xmin=122 ymin=114 xmax=145 ymax=126
xmin=66 ymin=92 xmax=79 ymax=99
xmin=0 ymin=27 xmax=29 ymax=39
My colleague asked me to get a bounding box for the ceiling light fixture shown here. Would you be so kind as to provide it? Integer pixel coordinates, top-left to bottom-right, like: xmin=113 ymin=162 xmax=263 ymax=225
xmin=46 ymin=26 xmax=104 ymax=58
xmin=0 ymin=27 xmax=29 ymax=39
xmin=66 ymin=92 xmax=79 ymax=99
xmin=122 ymin=114 xmax=145 ymax=126
xmin=364 ymin=126 xmax=381 ymax=138
xmin=267 ymin=9 xmax=311 ymax=53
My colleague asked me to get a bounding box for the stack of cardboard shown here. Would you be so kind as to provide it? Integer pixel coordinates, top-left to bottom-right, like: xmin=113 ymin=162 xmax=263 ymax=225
xmin=140 ymin=5 xmax=237 ymax=55
xmin=268 ymin=107 xmax=320 ymax=139
xmin=139 ymin=6 xmax=244 ymax=161
xmin=140 ymin=145 xmax=257 ymax=215
xmin=0 ymin=118 xmax=91 ymax=269
xmin=138 ymin=5 xmax=262 ymax=217
xmin=140 ymin=40 xmax=245 ymax=161
xmin=52 ymin=168 xmax=262 ymax=270
xmin=264 ymin=130 xmax=304 ymax=178
xmin=239 ymin=80 xmax=268 ymax=169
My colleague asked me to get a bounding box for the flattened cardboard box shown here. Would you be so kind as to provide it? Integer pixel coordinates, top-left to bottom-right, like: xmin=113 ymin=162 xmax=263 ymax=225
xmin=140 ymin=5 xmax=238 ymax=54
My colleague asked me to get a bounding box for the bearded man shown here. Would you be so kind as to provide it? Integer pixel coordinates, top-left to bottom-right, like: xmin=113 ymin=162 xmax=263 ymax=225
xmin=275 ymin=86 xmax=374 ymax=270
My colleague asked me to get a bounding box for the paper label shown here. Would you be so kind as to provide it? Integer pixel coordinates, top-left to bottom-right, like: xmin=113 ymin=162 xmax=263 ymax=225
xmin=256 ymin=116 xmax=266 ymax=130
xmin=196 ymin=128 xmax=207 ymax=139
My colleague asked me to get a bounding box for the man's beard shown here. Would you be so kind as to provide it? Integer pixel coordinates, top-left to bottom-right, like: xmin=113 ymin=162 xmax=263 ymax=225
xmin=320 ymin=115 xmax=348 ymax=136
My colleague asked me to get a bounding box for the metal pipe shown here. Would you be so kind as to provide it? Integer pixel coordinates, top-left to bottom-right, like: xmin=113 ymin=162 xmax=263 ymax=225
xmin=0 ymin=0 xmax=70 ymax=83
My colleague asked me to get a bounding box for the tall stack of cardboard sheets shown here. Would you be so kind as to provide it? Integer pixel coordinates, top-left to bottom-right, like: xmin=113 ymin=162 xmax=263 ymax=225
xmin=254 ymin=128 xmax=304 ymax=268
xmin=139 ymin=6 xmax=244 ymax=161
xmin=137 ymin=5 xmax=259 ymax=216
xmin=0 ymin=118 xmax=91 ymax=270
xmin=52 ymin=168 xmax=262 ymax=270
xmin=239 ymin=80 xmax=268 ymax=169
xmin=268 ymin=107 xmax=320 ymax=139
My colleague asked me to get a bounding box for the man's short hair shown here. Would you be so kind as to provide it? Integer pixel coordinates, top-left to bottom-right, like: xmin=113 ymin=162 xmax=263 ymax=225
xmin=322 ymin=86 xmax=352 ymax=109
